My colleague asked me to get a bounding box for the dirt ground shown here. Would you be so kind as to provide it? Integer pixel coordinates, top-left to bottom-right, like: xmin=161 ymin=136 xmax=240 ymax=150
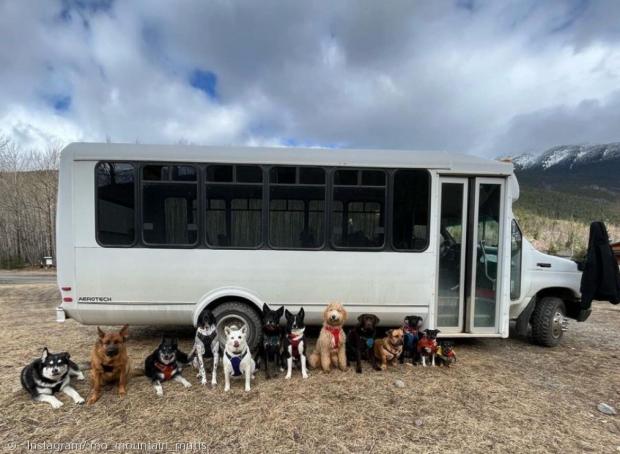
xmin=0 ymin=282 xmax=618 ymax=454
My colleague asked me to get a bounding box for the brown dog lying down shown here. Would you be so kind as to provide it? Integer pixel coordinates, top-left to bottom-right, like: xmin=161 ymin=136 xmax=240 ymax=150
xmin=372 ymin=328 xmax=404 ymax=371
xmin=308 ymin=302 xmax=348 ymax=372
xmin=87 ymin=325 xmax=131 ymax=405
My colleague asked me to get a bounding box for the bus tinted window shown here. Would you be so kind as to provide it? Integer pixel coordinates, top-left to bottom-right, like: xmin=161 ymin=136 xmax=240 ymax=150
xmin=392 ymin=170 xmax=430 ymax=251
xmin=96 ymin=162 xmax=136 ymax=246
xmin=269 ymin=166 xmax=325 ymax=249
xmin=143 ymin=165 xmax=196 ymax=181
xmin=142 ymin=165 xmax=198 ymax=246
xmin=206 ymin=165 xmax=263 ymax=248
xmin=332 ymin=169 xmax=386 ymax=248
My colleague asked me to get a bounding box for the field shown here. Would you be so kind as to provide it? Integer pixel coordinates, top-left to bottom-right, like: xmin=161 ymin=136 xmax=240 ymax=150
xmin=0 ymin=278 xmax=619 ymax=453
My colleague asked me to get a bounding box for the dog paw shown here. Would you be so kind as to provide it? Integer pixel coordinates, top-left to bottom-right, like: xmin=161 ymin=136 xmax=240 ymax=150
xmin=86 ymin=395 xmax=98 ymax=405
xmin=200 ymin=378 xmax=207 ymax=386
xmin=183 ymin=381 xmax=192 ymax=388
xmin=51 ymin=400 xmax=64 ymax=409
xmin=302 ymin=373 xmax=309 ymax=379
xmin=224 ymin=387 xmax=230 ymax=392
xmin=285 ymin=374 xmax=292 ymax=380
xmin=75 ymin=397 xmax=85 ymax=405
xmin=245 ymin=387 xmax=251 ymax=392
xmin=211 ymin=382 xmax=217 ymax=388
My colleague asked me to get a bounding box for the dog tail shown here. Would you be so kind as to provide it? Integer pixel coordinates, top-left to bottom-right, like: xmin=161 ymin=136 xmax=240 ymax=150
xmin=307 ymin=351 xmax=319 ymax=369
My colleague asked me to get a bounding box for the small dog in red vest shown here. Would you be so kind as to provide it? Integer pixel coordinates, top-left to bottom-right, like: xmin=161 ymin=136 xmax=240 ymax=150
xmin=417 ymin=329 xmax=440 ymax=367
xmin=308 ymin=302 xmax=348 ymax=372
xmin=144 ymin=337 xmax=191 ymax=396
xmin=282 ymin=308 xmax=308 ymax=379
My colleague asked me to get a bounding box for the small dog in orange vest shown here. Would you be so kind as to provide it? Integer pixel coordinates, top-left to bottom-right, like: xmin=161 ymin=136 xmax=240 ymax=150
xmin=308 ymin=302 xmax=348 ymax=372
xmin=417 ymin=329 xmax=440 ymax=367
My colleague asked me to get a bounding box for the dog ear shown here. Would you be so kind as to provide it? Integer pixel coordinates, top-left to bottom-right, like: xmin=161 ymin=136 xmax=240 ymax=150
xmin=386 ymin=329 xmax=393 ymax=337
xmin=276 ymin=306 xmax=284 ymax=319
xmin=119 ymin=324 xmax=129 ymax=340
xmin=241 ymin=325 xmax=247 ymax=335
xmin=41 ymin=347 xmax=49 ymax=361
xmin=262 ymin=304 xmax=271 ymax=315
xmin=357 ymin=314 xmax=365 ymax=323
xmin=62 ymin=352 xmax=71 ymax=360
xmin=97 ymin=327 xmax=106 ymax=339
xmin=284 ymin=309 xmax=293 ymax=320
xmin=224 ymin=326 xmax=231 ymax=336
xmin=340 ymin=305 xmax=348 ymax=322
xmin=298 ymin=307 xmax=305 ymax=320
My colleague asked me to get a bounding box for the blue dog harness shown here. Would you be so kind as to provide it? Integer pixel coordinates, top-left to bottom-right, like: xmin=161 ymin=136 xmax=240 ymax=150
xmin=225 ymin=349 xmax=248 ymax=377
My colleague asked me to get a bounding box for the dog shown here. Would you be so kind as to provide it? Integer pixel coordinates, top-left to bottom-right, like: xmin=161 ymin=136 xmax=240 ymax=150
xmin=308 ymin=302 xmax=348 ymax=372
xmin=87 ymin=325 xmax=131 ymax=404
xmin=281 ymin=308 xmax=308 ymax=379
xmin=21 ymin=348 xmax=85 ymax=408
xmin=417 ymin=329 xmax=440 ymax=367
xmin=346 ymin=313 xmax=379 ymax=373
xmin=188 ymin=310 xmax=220 ymax=386
xmin=222 ymin=325 xmax=256 ymax=392
xmin=400 ymin=315 xmax=424 ymax=365
xmin=144 ymin=337 xmax=191 ymax=395
xmin=372 ymin=329 xmax=404 ymax=371
xmin=436 ymin=341 xmax=457 ymax=367
xmin=259 ymin=304 xmax=284 ymax=379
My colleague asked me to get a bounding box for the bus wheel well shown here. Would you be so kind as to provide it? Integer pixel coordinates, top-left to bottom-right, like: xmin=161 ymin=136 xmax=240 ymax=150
xmin=535 ymin=287 xmax=580 ymax=319
xmin=203 ymin=296 xmax=261 ymax=317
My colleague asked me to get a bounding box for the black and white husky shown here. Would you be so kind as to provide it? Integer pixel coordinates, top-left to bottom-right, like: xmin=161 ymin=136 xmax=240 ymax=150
xmin=282 ymin=308 xmax=308 ymax=379
xmin=188 ymin=310 xmax=220 ymax=387
xmin=20 ymin=348 xmax=85 ymax=409
xmin=144 ymin=337 xmax=191 ymax=396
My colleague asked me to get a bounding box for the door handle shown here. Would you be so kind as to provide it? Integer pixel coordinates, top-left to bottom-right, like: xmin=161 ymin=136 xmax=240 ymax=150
xmin=536 ymin=263 xmax=551 ymax=268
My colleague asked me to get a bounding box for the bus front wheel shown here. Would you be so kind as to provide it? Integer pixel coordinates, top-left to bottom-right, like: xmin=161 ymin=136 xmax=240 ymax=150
xmin=211 ymin=301 xmax=262 ymax=351
xmin=530 ymin=297 xmax=566 ymax=347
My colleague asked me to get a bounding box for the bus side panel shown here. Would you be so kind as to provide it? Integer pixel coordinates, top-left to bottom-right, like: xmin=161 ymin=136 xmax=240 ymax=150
xmin=73 ymin=248 xmax=435 ymax=326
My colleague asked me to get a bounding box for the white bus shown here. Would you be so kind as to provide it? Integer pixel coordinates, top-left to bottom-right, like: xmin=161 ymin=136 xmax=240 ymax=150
xmin=56 ymin=143 xmax=586 ymax=348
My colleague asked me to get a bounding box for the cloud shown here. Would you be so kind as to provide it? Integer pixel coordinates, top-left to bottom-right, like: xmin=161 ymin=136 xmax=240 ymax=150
xmin=1 ymin=0 xmax=619 ymax=156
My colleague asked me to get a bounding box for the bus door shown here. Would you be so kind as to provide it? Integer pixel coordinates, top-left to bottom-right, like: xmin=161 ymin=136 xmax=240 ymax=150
xmin=436 ymin=177 xmax=505 ymax=334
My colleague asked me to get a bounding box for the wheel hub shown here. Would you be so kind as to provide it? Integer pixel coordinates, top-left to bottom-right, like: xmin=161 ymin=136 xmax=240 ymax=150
xmin=552 ymin=311 xmax=568 ymax=338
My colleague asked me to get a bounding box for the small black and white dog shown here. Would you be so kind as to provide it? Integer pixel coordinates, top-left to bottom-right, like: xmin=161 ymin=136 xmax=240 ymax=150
xmin=188 ymin=310 xmax=220 ymax=387
xmin=281 ymin=308 xmax=308 ymax=379
xmin=144 ymin=337 xmax=191 ymax=396
xmin=21 ymin=348 xmax=85 ymax=409
xmin=259 ymin=304 xmax=284 ymax=379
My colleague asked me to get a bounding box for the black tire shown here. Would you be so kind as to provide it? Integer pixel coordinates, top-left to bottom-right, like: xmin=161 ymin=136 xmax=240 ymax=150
xmin=530 ymin=296 xmax=566 ymax=347
xmin=210 ymin=301 xmax=262 ymax=351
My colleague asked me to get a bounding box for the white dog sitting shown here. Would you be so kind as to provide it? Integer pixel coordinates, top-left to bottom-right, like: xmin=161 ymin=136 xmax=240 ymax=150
xmin=222 ymin=325 xmax=256 ymax=392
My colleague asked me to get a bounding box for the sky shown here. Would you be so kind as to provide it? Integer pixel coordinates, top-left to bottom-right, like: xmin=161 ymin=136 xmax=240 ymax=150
xmin=1 ymin=0 xmax=620 ymax=157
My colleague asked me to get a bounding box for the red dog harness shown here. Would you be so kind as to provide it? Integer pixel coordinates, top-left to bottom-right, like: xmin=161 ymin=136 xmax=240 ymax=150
xmin=417 ymin=337 xmax=438 ymax=353
xmin=154 ymin=362 xmax=176 ymax=380
xmin=325 ymin=326 xmax=342 ymax=349
xmin=288 ymin=333 xmax=302 ymax=359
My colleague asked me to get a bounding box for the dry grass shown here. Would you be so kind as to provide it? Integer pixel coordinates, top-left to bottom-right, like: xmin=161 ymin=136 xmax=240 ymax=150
xmin=0 ymin=284 xmax=619 ymax=453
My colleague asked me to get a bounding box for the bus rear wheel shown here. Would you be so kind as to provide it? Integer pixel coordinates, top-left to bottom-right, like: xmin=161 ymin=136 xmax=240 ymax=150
xmin=210 ymin=301 xmax=262 ymax=351
xmin=530 ymin=297 xmax=566 ymax=347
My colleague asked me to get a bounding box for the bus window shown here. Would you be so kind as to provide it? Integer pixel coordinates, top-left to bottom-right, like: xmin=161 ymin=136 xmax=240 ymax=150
xmin=269 ymin=167 xmax=325 ymax=249
xmin=392 ymin=170 xmax=430 ymax=251
xmin=96 ymin=162 xmax=136 ymax=246
xmin=332 ymin=169 xmax=386 ymax=249
xmin=206 ymin=164 xmax=263 ymax=248
xmin=142 ymin=165 xmax=198 ymax=246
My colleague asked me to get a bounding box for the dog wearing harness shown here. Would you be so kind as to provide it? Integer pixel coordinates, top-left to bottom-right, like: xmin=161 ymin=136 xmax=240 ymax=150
xmin=144 ymin=337 xmax=191 ymax=396
xmin=400 ymin=315 xmax=424 ymax=365
xmin=281 ymin=308 xmax=308 ymax=379
xmin=188 ymin=310 xmax=220 ymax=387
xmin=222 ymin=325 xmax=256 ymax=392
xmin=417 ymin=329 xmax=440 ymax=367
xmin=308 ymin=302 xmax=348 ymax=373
xmin=258 ymin=304 xmax=284 ymax=379
xmin=346 ymin=313 xmax=379 ymax=374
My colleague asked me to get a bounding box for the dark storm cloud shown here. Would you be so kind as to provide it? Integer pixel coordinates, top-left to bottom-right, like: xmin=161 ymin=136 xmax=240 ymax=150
xmin=0 ymin=0 xmax=619 ymax=156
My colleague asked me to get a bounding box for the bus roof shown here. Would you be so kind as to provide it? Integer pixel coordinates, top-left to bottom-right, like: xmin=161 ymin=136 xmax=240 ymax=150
xmin=62 ymin=142 xmax=513 ymax=175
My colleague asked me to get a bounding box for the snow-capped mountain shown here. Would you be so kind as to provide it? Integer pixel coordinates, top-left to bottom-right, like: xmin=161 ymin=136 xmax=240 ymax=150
xmin=510 ymin=143 xmax=620 ymax=172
